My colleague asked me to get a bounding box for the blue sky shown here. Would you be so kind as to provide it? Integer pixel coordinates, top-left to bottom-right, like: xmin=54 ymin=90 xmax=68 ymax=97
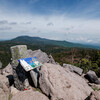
xmin=0 ymin=0 xmax=100 ymax=44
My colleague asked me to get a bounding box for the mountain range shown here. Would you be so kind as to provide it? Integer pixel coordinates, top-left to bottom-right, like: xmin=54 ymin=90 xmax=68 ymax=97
xmin=3 ymin=36 xmax=98 ymax=49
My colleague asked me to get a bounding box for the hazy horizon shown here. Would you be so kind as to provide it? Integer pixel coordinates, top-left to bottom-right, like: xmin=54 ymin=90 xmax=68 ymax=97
xmin=0 ymin=35 xmax=100 ymax=47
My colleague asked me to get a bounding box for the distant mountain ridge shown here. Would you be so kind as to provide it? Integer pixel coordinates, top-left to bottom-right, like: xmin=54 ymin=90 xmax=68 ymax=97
xmin=9 ymin=36 xmax=100 ymax=49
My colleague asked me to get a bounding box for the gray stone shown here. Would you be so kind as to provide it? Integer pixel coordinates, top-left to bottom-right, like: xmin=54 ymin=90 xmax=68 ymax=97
xmin=85 ymin=70 xmax=100 ymax=84
xmin=0 ymin=88 xmax=9 ymax=100
xmin=2 ymin=63 xmax=13 ymax=75
xmin=0 ymin=74 xmax=10 ymax=100
xmin=48 ymin=54 xmax=56 ymax=64
xmin=10 ymin=86 xmax=20 ymax=95
xmin=89 ymin=91 xmax=100 ymax=100
xmin=27 ymin=49 xmax=50 ymax=64
xmin=39 ymin=63 xmax=93 ymax=100
xmin=0 ymin=74 xmax=9 ymax=88
xmin=0 ymin=61 xmax=2 ymax=69
xmin=63 ymin=63 xmax=83 ymax=75
xmin=30 ymin=70 xmax=38 ymax=88
xmin=11 ymin=89 xmax=49 ymax=100
xmin=10 ymin=45 xmax=30 ymax=90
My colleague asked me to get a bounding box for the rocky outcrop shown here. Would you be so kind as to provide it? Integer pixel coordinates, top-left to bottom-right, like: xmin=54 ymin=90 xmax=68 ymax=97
xmin=11 ymin=89 xmax=49 ymax=100
xmin=27 ymin=49 xmax=50 ymax=64
xmin=85 ymin=70 xmax=100 ymax=84
xmin=0 ymin=88 xmax=9 ymax=100
xmin=39 ymin=63 xmax=93 ymax=100
xmin=27 ymin=49 xmax=56 ymax=64
xmin=0 ymin=74 xmax=9 ymax=88
xmin=63 ymin=63 xmax=83 ymax=75
xmin=10 ymin=45 xmax=57 ymax=90
xmin=2 ymin=63 xmax=13 ymax=75
xmin=0 ymin=74 xmax=10 ymax=100
xmin=89 ymin=83 xmax=100 ymax=90
xmin=10 ymin=45 xmax=30 ymax=90
xmin=89 ymin=91 xmax=100 ymax=100
xmin=10 ymin=86 xmax=20 ymax=95
xmin=0 ymin=61 xmax=2 ymax=69
xmin=48 ymin=54 xmax=56 ymax=64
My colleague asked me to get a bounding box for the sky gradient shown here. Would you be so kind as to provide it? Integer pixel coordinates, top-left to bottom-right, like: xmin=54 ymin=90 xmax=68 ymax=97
xmin=0 ymin=0 xmax=100 ymax=44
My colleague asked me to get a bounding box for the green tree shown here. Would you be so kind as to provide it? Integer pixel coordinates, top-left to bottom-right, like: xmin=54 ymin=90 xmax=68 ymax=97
xmin=80 ymin=58 xmax=92 ymax=73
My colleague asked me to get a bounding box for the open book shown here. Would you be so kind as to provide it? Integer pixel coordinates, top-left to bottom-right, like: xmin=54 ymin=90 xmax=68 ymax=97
xmin=18 ymin=57 xmax=42 ymax=71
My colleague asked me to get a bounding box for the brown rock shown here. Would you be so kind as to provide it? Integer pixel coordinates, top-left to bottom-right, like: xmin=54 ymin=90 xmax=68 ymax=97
xmin=10 ymin=86 xmax=20 ymax=95
xmin=39 ymin=63 xmax=93 ymax=100
xmin=89 ymin=91 xmax=100 ymax=100
xmin=11 ymin=89 xmax=49 ymax=100
xmin=0 ymin=74 xmax=9 ymax=87
xmin=89 ymin=83 xmax=100 ymax=90
xmin=0 ymin=88 xmax=9 ymax=100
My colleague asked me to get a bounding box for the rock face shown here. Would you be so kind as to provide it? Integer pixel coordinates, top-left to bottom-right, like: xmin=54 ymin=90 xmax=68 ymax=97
xmin=85 ymin=70 xmax=100 ymax=84
xmin=2 ymin=63 xmax=13 ymax=75
xmin=10 ymin=45 xmax=30 ymax=90
xmin=27 ymin=49 xmax=50 ymax=64
xmin=0 ymin=61 xmax=2 ymax=69
xmin=11 ymin=89 xmax=49 ymax=100
xmin=10 ymin=86 xmax=20 ymax=95
xmin=48 ymin=55 xmax=56 ymax=64
xmin=0 ymin=74 xmax=10 ymax=100
xmin=0 ymin=74 xmax=9 ymax=88
xmin=39 ymin=63 xmax=93 ymax=100
xmin=63 ymin=63 xmax=83 ymax=75
xmin=89 ymin=91 xmax=100 ymax=100
xmin=0 ymin=88 xmax=9 ymax=100
xmin=27 ymin=49 xmax=56 ymax=64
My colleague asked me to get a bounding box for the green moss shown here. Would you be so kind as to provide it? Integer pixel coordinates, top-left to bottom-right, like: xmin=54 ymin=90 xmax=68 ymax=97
xmin=36 ymin=88 xmax=42 ymax=93
xmin=8 ymin=94 xmax=13 ymax=100
xmin=92 ymin=87 xmax=100 ymax=91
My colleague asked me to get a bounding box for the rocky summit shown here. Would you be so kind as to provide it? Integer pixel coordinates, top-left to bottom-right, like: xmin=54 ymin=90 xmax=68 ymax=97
xmin=39 ymin=63 xmax=92 ymax=100
xmin=0 ymin=45 xmax=100 ymax=100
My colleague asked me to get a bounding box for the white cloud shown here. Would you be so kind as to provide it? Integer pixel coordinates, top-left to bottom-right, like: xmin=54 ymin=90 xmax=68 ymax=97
xmin=0 ymin=11 xmax=100 ymax=44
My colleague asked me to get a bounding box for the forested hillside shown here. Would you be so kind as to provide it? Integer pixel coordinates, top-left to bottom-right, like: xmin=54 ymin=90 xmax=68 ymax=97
xmin=0 ymin=36 xmax=100 ymax=76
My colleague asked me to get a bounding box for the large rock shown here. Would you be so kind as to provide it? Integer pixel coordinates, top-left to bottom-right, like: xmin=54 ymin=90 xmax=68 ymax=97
xmin=10 ymin=86 xmax=20 ymax=95
xmin=27 ymin=49 xmax=50 ymax=64
xmin=0 ymin=61 xmax=2 ymax=69
xmin=2 ymin=63 xmax=14 ymax=86
xmin=10 ymin=45 xmax=30 ymax=90
xmin=0 ymin=74 xmax=10 ymax=100
xmin=27 ymin=49 xmax=56 ymax=64
xmin=0 ymin=88 xmax=9 ymax=100
xmin=0 ymin=74 xmax=9 ymax=88
xmin=11 ymin=89 xmax=49 ymax=100
xmin=89 ymin=83 xmax=100 ymax=90
xmin=48 ymin=55 xmax=56 ymax=64
xmin=2 ymin=63 xmax=13 ymax=75
xmin=63 ymin=63 xmax=83 ymax=75
xmin=85 ymin=70 xmax=100 ymax=84
xmin=89 ymin=91 xmax=100 ymax=100
xmin=39 ymin=63 xmax=93 ymax=100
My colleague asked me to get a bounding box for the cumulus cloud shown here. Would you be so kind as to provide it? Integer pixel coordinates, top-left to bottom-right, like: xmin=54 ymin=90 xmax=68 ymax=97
xmin=0 ymin=12 xmax=100 ymax=44
xmin=26 ymin=21 xmax=32 ymax=24
xmin=47 ymin=22 xmax=54 ymax=26
xmin=0 ymin=20 xmax=8 ymax=24
xmin=0 ymin=27 xmax=12 ymax=30
xmin=33 ymin=27 xmax=37 ymax=30
xmin=9 ymin=22 xmax=17 ymax=25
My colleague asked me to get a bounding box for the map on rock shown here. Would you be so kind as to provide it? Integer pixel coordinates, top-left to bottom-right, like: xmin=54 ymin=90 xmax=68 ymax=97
xmin=18 ymin=57 xmax=42 ymax=71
